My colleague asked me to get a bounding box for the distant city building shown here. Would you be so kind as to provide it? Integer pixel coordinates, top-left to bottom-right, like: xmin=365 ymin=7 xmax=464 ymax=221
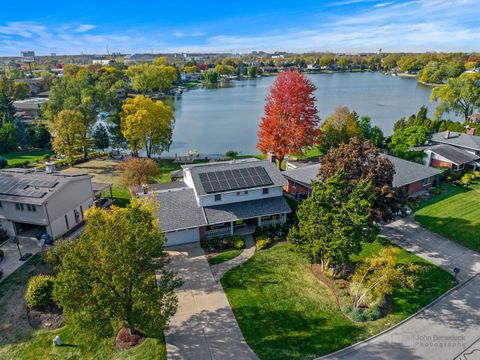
xmin=20 ymin=51 xmax=35 ymax=62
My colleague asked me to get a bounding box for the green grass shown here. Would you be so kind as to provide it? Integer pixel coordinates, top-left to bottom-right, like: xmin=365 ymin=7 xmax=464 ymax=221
xmin=221 ymin=239 xmax=453 ymax=360
xmin=155 ymin=158 xmax=209 ymax=183
xmin=293 ymin=148 xmax=323 ymax=160
xmin=415 ymin=183 xmax=480 ymax=252
xmin=208 ymin=249 xmax=243 ymax=266
xmin=0 ymin=255 xmax=166 ymax=360
xmin=1 ymin=150 xmax=53 ymax=166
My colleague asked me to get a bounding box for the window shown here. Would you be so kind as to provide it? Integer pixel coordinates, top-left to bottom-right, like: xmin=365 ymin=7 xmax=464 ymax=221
xmin=244 ymin=190 xmax=248 ymax=195
xmin=15 ymin=203 xmax=25 ymax=211
xmin=262 ymin=188 xmax=269 ymax=195
xmin=80 ymin=205 xmax=84 ymax=219
xmin=236 ymin=191 xmax=240 ymax=196
xmin=214 ymin=194 xmax=221 ymax=202
xmin=74 ymin=209 xmax=80 ymax=223
xmin=27 ymin=204 xmax=36 ymax=212
xmin=423 ymin=177 xmax=432 ymax=186
xmin=65 ymin=215 xmax=69 ymax=229
xmin=291 ymin=181 xmax=297 ymax=189
xmin=0 ymin=201 xmax=2 ymax=208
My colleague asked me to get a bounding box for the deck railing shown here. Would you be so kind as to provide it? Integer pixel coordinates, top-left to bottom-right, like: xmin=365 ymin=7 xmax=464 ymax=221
xmin=206 ymin=227 xmax=232 ymax=239
xmin=260 ymin=219 xmax=284 ymax=228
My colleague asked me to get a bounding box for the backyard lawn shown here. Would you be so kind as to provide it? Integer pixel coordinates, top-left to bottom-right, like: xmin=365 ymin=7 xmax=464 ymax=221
xmin=0 ymin=255 xmax=166 ymax=360
xmin=221 ymin=239 xmax=453 ymax=360
xmin=1 ymin=150 xmax=53 ymax=167
xmin=415 ymin=183 xmax=480 ymax=252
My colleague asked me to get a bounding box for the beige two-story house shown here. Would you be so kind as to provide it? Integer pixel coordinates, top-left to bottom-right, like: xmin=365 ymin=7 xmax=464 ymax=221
xmin=0 ymin=168 xmax=94 ymax=240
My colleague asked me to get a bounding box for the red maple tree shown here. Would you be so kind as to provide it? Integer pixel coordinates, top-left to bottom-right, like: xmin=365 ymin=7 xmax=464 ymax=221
xmin=257 ymin=70 xmax=320 ymax=166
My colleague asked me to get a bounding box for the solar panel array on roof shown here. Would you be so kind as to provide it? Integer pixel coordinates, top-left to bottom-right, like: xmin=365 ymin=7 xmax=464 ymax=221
xmin=198 ymin=166 xmax=273 ymax=194
xmin=0 ymin=177 xmax=49 ymax=198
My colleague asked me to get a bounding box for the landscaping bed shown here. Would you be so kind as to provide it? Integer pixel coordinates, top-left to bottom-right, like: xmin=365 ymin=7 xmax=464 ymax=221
xmin=221 ymin=239 xmax=453 ymax=360
xmin=202 ymin=235 xmax=245 ymax=265
xmin=0 ymin=254 xmax=166 ymax=360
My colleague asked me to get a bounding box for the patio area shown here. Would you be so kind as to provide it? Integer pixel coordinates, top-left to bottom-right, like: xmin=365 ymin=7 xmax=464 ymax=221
xmin=0 ymin=238 xmax=41 ymax=283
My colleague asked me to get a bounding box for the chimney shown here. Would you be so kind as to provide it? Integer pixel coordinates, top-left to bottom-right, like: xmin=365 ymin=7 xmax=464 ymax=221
xmin=467 ymin=127 xmax=476 ymax=136
xmin=45 ymin=161 xmax=56 ymax=174
xmin=443 ymin=130 xmax=451 ymax=139
xmin=267 ymin=152 xmax=277 ymax=164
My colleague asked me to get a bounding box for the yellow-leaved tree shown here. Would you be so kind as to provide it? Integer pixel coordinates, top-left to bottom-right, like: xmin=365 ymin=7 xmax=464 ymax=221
xmin=120 ymin=96 xmax=175 ymax=157
xmin=49 ymin=109 xmax=86 ymax=165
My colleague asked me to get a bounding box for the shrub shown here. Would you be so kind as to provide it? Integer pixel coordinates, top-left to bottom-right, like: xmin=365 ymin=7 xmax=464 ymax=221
xmin=430 ymin=187 xmax=442 ymax=195
xmin=348 ymin=307 xmax=365 ymax=322
xmin=363 ymin=307 xmax=382 ymax=321
xmin=23 ymin=161 xmax=30 ymax=167
xmin=461 ymin=172 xmax=475 ymax=186
xmin=255 ymin=237 xmax=272 ymax=250
xmin=42 ymin=154 xmax=52 ymax=160
xmin=0 ymin=157 xmax=7 ymax=169
xmin=231 ymin=236 xmax=245 ymax=249
xmin=25 ymin=275 xmax=55 ymax=309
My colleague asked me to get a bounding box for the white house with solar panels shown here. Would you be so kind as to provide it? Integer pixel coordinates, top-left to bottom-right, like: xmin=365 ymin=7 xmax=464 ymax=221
xmin=0 ymin=168 xmax=94 ymax=241
xmin=142 ymin=158 xmax=291 ymax=246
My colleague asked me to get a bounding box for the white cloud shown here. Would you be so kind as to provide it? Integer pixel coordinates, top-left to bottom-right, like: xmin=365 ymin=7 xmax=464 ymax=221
xmin=75 ymin=24 xmax=96 ymax=33
xmin=374 ymin=2 xmax=393 ymax=7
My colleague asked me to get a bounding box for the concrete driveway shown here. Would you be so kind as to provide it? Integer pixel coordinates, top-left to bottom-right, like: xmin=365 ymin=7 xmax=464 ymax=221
xmin=322 ymin=217 xmax=480 ymax=360
xmin=165 ymin=243 xmax=258 ymax=360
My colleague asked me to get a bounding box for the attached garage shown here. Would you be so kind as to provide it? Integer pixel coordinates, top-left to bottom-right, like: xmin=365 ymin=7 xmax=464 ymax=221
xmin=165 ymin=227 xmax=200 ymax=246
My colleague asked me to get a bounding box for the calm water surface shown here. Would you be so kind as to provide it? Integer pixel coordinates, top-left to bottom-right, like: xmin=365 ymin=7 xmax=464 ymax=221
xmin=168 ymin=72 xmax=438 ymax=156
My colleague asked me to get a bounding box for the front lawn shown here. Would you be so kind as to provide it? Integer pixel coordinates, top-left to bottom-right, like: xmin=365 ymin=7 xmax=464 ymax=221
xmin=415 ymin=183 xmax=480 ymax=252
xmin=221 ymin=239 xmax=453 ymax=360
xmin=1 ymin=150 xmax=53 ymax=167
xmin=208 ymin=249 xmax=243 ymax=266
xmin=0 ymin=254 xmax=166 ymax=360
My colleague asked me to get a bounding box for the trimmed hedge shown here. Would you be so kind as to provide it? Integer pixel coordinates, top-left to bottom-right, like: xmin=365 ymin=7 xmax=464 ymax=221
xmin=255 ymin=237 xmax=272 ymax=250
xmin=25 ymin=275 xmax=55 ymax=309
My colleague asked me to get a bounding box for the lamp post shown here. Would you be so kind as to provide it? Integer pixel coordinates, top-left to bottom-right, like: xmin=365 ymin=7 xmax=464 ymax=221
xmin=13 ymin=236 xmax=32 ymax=261
xmin=453 ymin=267 xmax=460 ymax=284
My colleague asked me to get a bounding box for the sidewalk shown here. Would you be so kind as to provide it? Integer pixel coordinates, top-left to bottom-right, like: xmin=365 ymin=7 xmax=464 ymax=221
xmin=210 ymin=235 xmax=255 ymax=282
xmin=0 ymin=238 xmax=41 ymax=283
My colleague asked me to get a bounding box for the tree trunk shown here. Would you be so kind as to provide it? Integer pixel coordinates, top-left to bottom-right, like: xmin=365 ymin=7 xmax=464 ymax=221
xmin=277 ymin=156 xmax=284 ymax=170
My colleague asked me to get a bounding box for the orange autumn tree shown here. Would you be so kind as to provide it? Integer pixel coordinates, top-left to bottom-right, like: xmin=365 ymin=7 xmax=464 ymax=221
xmin=257 ymin=70 xmax=320 ymax=167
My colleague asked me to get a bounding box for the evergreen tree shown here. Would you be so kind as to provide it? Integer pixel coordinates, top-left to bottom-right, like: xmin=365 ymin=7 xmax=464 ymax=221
xmin=393 ymin=117 xmax=406 ymax=132
xmin=92 ymin=124 xmax=110 ymax=150
xmin=415 ymin=106 xmax=428 ymax=126
xmin=288 ymin=169 xmax=378 ymax=271
xmin=0 ymin=89 xmax=15 ymax=123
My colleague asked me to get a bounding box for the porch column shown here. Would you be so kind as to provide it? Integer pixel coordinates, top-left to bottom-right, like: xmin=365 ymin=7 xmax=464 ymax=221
xmin=258 ymin=217 xmax=262 ymax=226
xmin=230 ymin=221 xmax=234 ymax=236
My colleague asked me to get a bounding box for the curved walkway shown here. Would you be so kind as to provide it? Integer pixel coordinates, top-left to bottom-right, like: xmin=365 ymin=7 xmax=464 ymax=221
xmin=320 ymin=217 xmax=480 ymax=360
xmin=210 ymin=235 xmax=256 ymax=282
xmin=165 ymin=242 xmax=258 ymax=360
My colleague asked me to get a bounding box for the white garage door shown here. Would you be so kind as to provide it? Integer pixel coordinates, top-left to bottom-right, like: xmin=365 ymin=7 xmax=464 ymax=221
xmin=165 ymin=228 xmax=199 ymax=246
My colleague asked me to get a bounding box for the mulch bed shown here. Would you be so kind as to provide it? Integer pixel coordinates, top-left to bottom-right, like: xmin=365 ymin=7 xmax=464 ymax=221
xmin=115 ymin=326 xmax=145 ymax=350
xmin=311 ymin=264 xmax=345 ymax=309
xmin=27 ymin=305 xmax=64 ymax=330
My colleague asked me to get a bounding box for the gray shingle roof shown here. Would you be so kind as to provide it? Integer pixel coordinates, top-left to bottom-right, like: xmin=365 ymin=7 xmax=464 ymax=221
xmin=385 ymin=155 xmax=441 ymax=188
xmin=0 ymin=169 xmax=92 ymax=205
xmin=282 ymin=164 xmax=320 ymax=187
xmin=428 ymin=144 xmax=480 ymax=165
xmin=204 ymin=196 xmax=292 ymax=225
xmin=431 ymin=131 xmax=480 ymax=151
xmin=186 ymin=159 xmax=286 ymax=196
xmin=153 ymin=188 xmax=207 ymax=232
xmin=281 ymin=155 xmax=441 ymax=189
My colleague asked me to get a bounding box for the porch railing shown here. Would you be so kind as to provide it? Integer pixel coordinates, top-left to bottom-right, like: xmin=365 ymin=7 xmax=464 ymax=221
xmin=206 ymin=227 xmax=232 ymax=239
xmin=260 ymin=219 xmax=284 ymax=228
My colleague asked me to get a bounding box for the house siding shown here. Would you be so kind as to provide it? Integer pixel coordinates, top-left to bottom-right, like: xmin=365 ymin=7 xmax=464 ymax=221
xmin=430 ymin=158 xmax=454 ymax=169
xmin=407 ymin=180 xmax=430 ymax=195
xmin=284 ymin=179 xmax=310 ymax=198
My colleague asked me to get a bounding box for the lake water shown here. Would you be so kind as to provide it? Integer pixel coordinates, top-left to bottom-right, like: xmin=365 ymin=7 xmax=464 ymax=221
xmin=167 ymin=72 xmax=438 ymax=157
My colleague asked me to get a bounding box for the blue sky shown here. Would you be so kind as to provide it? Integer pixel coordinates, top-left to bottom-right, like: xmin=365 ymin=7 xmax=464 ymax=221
xmin=0 ymin=0 xmax=479 ymax=55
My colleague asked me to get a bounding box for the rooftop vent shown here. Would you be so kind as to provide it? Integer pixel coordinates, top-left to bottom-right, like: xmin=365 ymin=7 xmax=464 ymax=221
xmin=443 ymin=130 xmax=451 ymax=139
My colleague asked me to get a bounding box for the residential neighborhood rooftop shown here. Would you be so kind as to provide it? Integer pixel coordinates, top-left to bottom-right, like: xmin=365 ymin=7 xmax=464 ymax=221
xmin=431 ymin=131 xmax=480 ymax=151
xmin=426 ymin=144 xmax=480 ymax=165
xmin=0 ymin=169 xmax=92 ymax=205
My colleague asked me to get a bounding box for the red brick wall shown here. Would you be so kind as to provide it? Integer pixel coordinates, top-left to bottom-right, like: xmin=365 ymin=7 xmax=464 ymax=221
xmin=199 ymin=226 xmax=206 ymax=241
xmin=431 ymin=159 xmax=453 ymax=168
xmin=284 ymin=179 xmax=310 ymax=198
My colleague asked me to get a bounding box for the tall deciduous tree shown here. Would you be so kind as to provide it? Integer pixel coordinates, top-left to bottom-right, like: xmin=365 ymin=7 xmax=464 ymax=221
xmin=126 ymin=61 xmax=177 ymax=95
xmin=257 ymin=70 xmax=320 ymax=166
xmin=288 ymin=169 xmax=378 ymax=271
xmin=118 ymin=157 xmax=160 ymax=195
xmin=318 ymin=106 xmax=362 ymax=151
xmin=319 ymin=137 xmax=402 ymax=222
xmin=120 ymin=96 xmax=174 ymax=157
xmin=431 ymin=73 xmax=480 ymax=121
xmin=49 ymin=110 xmax=86 ymax=165
xmin=53 ymin=200 xmax=180 ymax=338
